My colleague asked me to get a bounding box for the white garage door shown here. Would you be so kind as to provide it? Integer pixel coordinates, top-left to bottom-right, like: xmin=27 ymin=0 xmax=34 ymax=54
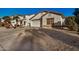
xmin=31 ymin=20 xmax=40 ymax=27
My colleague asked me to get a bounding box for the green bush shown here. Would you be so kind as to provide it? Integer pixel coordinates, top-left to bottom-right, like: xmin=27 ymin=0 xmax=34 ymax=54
xmin=65 ymin=16 xmax=78 ymax=31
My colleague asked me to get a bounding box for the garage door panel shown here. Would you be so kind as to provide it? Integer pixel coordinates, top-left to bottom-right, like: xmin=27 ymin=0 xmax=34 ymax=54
xmin=31 ymin=20 xmax=40 ymax=27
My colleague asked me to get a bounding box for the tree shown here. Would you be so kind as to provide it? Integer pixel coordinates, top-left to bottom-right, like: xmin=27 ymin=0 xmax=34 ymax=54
xmin=73 ymin=8 xmax=79 ymax=32
xmin=0 ymin=18 xmax=1 ymax=26
xmin=2 ymin=16 xmax=12 ymax=28
xmin=2 ymin=16 xmax=12 ymax=23
xmin=65 ymin=16 xmax=78 ymax=31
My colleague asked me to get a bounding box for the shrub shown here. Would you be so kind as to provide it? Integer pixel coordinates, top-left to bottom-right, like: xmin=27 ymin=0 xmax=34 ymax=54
xmin=65 ymin=16 xmax=78 ymax=31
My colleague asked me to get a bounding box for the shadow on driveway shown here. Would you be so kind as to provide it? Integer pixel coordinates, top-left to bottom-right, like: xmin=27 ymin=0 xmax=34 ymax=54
xmin=40 ymin=28 xmax=79 ymax=50
xmin=14 ymin=35 xmax=34 ymax=51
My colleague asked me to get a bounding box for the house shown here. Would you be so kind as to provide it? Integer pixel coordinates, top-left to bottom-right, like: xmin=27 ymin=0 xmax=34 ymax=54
xmin=11 ymin=19 xmax=16 ymax=27
xmin=11 ymin=15 xmax=25 ymax=27
xmin=23 ymin=14 xmax=35 ymax=27
xmin=10 ymin=14 xmax=35 ymax=28
xmin=30 ymin=11 xmax=65 ymax=28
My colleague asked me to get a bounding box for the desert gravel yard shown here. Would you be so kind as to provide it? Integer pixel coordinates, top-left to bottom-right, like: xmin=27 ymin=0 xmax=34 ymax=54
xmin=0 ymin=27 xmax=79 ymax=51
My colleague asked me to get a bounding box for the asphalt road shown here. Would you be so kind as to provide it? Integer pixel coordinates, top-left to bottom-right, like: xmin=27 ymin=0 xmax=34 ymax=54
xmin=0 ymin=27 xmax=79 ymax=51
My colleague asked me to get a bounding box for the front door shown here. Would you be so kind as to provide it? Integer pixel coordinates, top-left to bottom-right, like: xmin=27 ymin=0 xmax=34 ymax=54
xmin=47 ymin=18 xmax=54 ymax=27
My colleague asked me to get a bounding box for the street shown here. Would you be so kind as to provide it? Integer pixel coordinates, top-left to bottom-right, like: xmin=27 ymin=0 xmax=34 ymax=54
xmin=0 ymin=27 xmax=79 ymax=51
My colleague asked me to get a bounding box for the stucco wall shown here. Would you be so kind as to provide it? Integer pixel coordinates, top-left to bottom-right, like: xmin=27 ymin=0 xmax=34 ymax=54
xmin=11 ymin=20 xmax=16 ymax=26
xmin=42 ymin=13 xmax=65 ymax=27
xmin=24 ymin=14 xmax=35 ymax=26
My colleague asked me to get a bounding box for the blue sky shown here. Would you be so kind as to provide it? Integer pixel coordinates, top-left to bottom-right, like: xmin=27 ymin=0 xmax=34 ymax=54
xmin=0 ymin=8 xmax=75 ymax=17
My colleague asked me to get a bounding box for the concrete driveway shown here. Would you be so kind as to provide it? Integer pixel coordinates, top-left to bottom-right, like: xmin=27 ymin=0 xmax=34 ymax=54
xmin=0 ymin=27 xmax=79 ymax=51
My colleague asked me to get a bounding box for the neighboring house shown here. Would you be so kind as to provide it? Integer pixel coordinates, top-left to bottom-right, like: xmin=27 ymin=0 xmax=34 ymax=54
xmin=24 ymin=14 xmax=35 ymax=27
xmin=30 ymin=11 xmax=65 ymax=28
xmin=18 ymin=15 xmax=24 ymax=26
xmin=10 ymin=16 xmax=15 ymax=27
xmin=11 ymin=14 xmax=35 ymax=27
xmin=11 ymin=19 xmax=16 ymax=26
xmin=11 ymin=15 xmax=25 ymax=27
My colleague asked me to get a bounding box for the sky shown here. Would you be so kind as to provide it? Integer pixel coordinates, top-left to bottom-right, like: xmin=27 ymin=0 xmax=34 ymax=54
xmin=0 ymin=8 xmax=75 ymax=17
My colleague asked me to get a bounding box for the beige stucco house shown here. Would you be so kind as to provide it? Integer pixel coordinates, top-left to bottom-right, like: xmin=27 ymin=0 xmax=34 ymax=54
xmin=30 ymin=11 xmax=65 ymax=28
